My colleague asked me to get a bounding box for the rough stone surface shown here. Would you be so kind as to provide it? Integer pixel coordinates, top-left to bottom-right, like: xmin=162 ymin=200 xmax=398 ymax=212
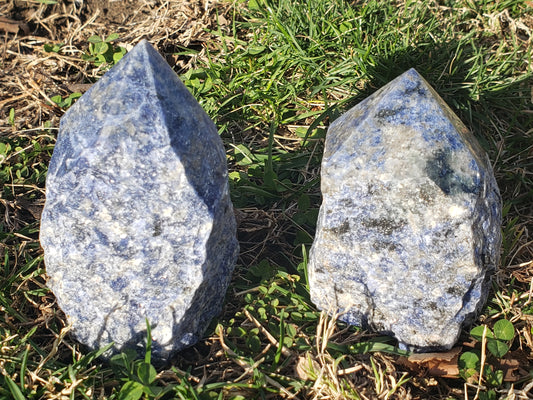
xmin=40 ymin=40 xmax=239 ymax=363
xmin=308 ymin=68 xmax=501 ymax=351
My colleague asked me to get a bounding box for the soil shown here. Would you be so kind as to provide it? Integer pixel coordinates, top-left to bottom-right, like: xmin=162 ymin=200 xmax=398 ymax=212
xmin=1 ymin=0 xmax=230 ymax=129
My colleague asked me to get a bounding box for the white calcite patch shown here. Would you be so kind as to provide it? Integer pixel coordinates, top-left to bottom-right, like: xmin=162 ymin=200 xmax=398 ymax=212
xmin=308 ymin=68 xmax=501 ymax=351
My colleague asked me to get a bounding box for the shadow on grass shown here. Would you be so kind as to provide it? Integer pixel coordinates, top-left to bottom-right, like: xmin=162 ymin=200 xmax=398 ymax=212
xmin=334 ymin=38 xmax=531 ymax=138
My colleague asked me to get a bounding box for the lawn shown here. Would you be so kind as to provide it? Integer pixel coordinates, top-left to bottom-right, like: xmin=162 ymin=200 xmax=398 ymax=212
xmin=1 ymin=0 xmax=532 ymax=399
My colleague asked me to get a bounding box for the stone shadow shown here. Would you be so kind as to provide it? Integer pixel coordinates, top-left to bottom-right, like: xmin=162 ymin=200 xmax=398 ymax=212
xmin=328 ymin=38 xmax=531 ymax=160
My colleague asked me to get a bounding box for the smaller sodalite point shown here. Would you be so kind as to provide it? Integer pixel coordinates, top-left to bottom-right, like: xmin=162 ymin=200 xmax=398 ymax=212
xmin=40 ymin=39 xmax=239 ymax=363
xmin=308 ymin=68 xmax=501 ymax=352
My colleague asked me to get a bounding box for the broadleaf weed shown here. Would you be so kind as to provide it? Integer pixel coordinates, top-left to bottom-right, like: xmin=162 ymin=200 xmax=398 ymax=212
xmin=82 ymin=34 xmax=127 ymax=69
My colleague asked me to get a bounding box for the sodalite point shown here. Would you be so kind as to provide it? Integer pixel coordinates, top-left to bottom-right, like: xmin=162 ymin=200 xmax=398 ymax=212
xmin=308 ymin=68 xmax=501 ymax=351
xmin=40 ymin=40 xmax=239 ymax=363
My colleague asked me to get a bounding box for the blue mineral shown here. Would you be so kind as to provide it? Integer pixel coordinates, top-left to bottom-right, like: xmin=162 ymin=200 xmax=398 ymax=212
xmin=308 ymin=68 xmax=501 ymax=351
xmin=40 ymin=40 xmax=239 ymax=363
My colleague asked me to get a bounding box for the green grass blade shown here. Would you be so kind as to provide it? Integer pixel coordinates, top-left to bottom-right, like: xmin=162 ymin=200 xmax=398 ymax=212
xmin=4 ymin=375 xmax=26 ymax=400
xmin=145 ymin=318 xmax=152 ymax=364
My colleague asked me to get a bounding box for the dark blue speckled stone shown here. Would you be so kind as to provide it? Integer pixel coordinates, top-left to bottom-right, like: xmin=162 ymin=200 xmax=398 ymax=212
xmin=308 ymin=68 xmax=501 ymax=352
xmin=40 ymin=40 xmax=239 ymax=363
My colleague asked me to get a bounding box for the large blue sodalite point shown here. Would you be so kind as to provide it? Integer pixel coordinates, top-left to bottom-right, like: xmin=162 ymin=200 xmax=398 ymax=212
xmin=308 ymin=68 xmax=501 ymax=351
xmin=40 ymin=40 xmax=239 ymax=363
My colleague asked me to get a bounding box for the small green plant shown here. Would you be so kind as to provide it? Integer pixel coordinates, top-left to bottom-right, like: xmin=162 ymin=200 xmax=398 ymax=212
xmin=0 ymin=136 xmax=51 ymax=186
xmin=43 ymin=42 xmax=64 ymax=53
xmin=459 ymin=319 xmax=515 ymax=396
xmin=111 ymin=321 xmax=178 ymax=400
xmin=82 ymin=33 xmax=126 ymax=67
xmin=50 ymin=92 xmax=82 ymax=109
xmin=8 ymin=108 xmax=15 ymax=127
xmin=470 ymin=319 xmax=515 ymax=358
xmin=0 ymin=142 xmax=11 ymax=165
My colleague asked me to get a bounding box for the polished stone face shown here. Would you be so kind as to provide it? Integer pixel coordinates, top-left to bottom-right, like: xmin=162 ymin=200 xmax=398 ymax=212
xmin=40 ymin=40 xmax=239 ymax=363
xmin=308 ymin=68 xmax=501 ymax=351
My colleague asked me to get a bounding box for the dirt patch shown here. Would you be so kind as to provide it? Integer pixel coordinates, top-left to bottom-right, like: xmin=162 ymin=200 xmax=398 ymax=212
xmin=0 ymin=0 xmax=230 ymax=129
xmin=3 ymin=0 xmax=225 ymax=44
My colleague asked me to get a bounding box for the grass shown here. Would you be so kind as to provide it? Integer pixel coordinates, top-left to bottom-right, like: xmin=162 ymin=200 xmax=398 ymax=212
xmin=1 ymin=0 xmax=532 ymax=398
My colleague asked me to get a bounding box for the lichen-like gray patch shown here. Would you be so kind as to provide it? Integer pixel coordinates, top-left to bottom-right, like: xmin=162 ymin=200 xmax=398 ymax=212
xmin=308 ymin=68 xmax=501 ymax=351
xmin=40 ymin=40 xmax=239 ymax=363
